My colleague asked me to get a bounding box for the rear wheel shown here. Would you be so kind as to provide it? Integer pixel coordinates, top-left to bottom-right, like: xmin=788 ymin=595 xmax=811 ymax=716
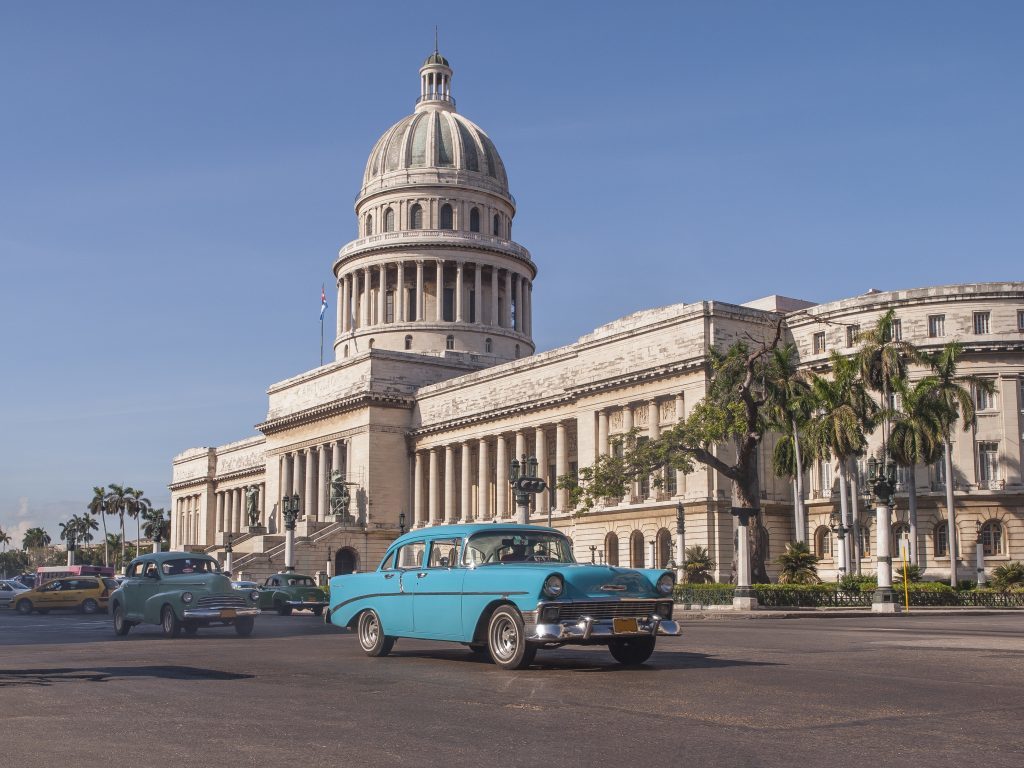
xmin=161 ymin=605 xmax=181 ymax=638
xmin=487 ymin=606 xmax=536 ymax=670
xmin=234 ymin=617 xmax=255 ymax=637
xmin=609 ymin=636 xmax=656 ymax=666
xmin=357 ymin=610 xmax=394 ymax=657
xmin=16 ymin=599 xmax=33 ymax=615
xmin=113 ymin=604 xmax=131 ymax=636
xmin=311 ymin=606 xmax=324 ymax=616
xmin=80 ymin=598 xmax=99 ymax=614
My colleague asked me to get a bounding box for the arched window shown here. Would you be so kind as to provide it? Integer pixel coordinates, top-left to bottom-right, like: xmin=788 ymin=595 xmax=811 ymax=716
xmin=892 ymin=522 xmax=910 ymax=557
xmin=981 ymin=520 xmax=1004 ymax=556
xmin=934 ymin=523 xmax=948 ymax=557
xmin=856 ymin=522 xmax=871 ymax=557
xmin=365 ymin=214 xmax=373 ymax=236
xmin=605 ymin=532 xmax=619 ymax=566
xmin=368 ymin=338 xmax=374 ymax=349
xmin=404 ymin=335 xmax=412 ymax=350
xmin=514 ymin=344 xmax=520 ymax=358
xmin=493 ymin=214 xmax=501 ymax=237
xmin=410 ymin=204 xmax=423 ymax=230
xmin=343 ymin=344 xmax=349 ymax=358
xmin=630 ymin=530 xmax=645 ymax=568
xmin=813 ymin=525 xmax=832 ymax=559
xmin=469 ymin=207 xmax=480 ymax=232
xmin=656 ymin=528 xmax=672 ymax=568
xmin=445 ymin=334 xmax=454 ymax=350
xmin=440 ymin=203 xmax=453 ymax=230
xmin=384 ymin=208 xmax=395 ymax=232
xmin=484 ymin=337 xmax=492 ymax=353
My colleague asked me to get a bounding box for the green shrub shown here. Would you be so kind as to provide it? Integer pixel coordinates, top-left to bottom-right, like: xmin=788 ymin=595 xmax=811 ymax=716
xmin=992 ymin=561 xmax=1024 ymax=592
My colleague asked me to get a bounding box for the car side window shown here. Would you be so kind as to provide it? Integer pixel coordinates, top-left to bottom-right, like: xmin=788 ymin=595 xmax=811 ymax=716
xmin=126 ymin=562 xmax=141 ymax=578
xmin=379 ymin=551 xmax=396 ymax=571
xmin=427 ymin=538 xmax=462 ymax=568
xmin=396 ymin=542 xmax=425 ymax=569
xmin=144 ymin=563 xmax=159 ymax=579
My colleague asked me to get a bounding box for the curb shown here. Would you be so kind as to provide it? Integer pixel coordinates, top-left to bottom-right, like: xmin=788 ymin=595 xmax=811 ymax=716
xmin=677 ymin=608 xmax=1023 ymax=620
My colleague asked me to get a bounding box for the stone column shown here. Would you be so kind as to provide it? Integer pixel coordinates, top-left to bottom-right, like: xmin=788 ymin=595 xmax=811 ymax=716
xmin=337 ymin=276 xmax=346 ymax=335
xmin=474 ymin=264 xmax=483 ymax=324
xmin=873 ymin=501 xmax=899 ymax=613
xmin=495 ymin=435 xmax=508 ymax=520
xmin=455 ymin=262 xmax=465 ymax=322
xmin=536 ymin=426 xmax=549 ymax=517
xmin=556 ymin=422 xmax=569 ymax=512
xmin=216 ymin=492 xmax=225 ymax=533
xmin=674 ymin=394 xmax=686 ymax=495
xmin=647 ymin=399 xmax=660 ymax=499
xmin=444 ymin=444 xmax=456 ymax=523
xmin=598 ymin=409 xmax=609 ymax=457
xmin=622 ymin=405 xmax=634 ymax=501
xmin=435 ymin=260 xmax=445 ymax=322
xmin=317 ymin=446 xmax=329 ymax=522
xmin=415 ymin=260 xmax=424 ymax=321
xmin=397 ymin=261 xmax=406 ymax=322
xmin=414 ymin=451 xmax=425 ymax=526
xmin=428 ymin=448 xmax=440 ymax=524
xmin=225 ymin=490 xmax=234 ymax=534
xmin=332 ymin=442 xmax=343 ymax=482
xmin=477 ymin=438 xmax=490 ymax=520
xmin=378 ymin=263 xmax=387 ymax=324
xmin=515 ymin=430 xmax=526 ymax=463
xmin=283 ymin=452 xmax=294 ymax=497
xmin=525 ymin=279 xmax=532 ymax=336
xmin=258 ymin=484 xmax=265 ymax=527
xmin=460 ymin=441 xmax=472 ymax=522
xmin=504 ymin=270 xmax=513 ymax=328
xmin=513 ymin=274 xmax=522 ymax=332
xmin=232 ymin=488 xmax=240 ymax=533
xmin=360 ymin=267 xmax=370 ymax=327
xmin=302 ymin=449 xmax=315 ymax=520
xmin=490 ymin=267 xmax=499 ymax=326
xmin=733 ymin=509 xmax=757 ymax=609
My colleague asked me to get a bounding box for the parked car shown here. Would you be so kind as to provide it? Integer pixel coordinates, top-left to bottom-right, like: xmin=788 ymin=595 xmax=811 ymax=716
xmin=109 ymin=552 xmax=260 ymax=637
xmin=259 ymin=572 xmax=328 ymax=616
xmin=231 ymin=580 xmax=260 ymax=592
xmin=0 ymin=579 xmax=29 ymax=608
xmin=326 ymin=524 xmax=681 ymax=670
xmin=11 ymin=576 xmax=117 ymax=615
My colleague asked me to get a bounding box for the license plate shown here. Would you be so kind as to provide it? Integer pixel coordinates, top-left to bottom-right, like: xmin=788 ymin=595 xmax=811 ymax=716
xmin=613 ymin=618 xmax=639 ymax=634
xmin=220 ymin=609 xmax=237 ymax=619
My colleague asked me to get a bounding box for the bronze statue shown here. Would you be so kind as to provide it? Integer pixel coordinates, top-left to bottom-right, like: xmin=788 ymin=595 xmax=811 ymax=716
xmin=329 ymin=470 xmax=351 ymax=519
xmin=245 ymin=485 xmax=261 ymax=528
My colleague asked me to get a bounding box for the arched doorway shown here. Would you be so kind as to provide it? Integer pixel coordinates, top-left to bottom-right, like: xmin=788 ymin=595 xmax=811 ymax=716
xmin=630 ymin=530 xmax=645 ymax=568
xmin=335 ymin=547 xmax=358 ymax=575
xmin=656 ymin=528 xmax=672 ymax=568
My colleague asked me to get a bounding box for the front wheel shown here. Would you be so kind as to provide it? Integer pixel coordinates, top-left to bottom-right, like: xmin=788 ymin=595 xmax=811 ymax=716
xmin=16 ymin=599 xmax=33 ymax=615
xmin=277 ymin=604 xmax=292 ymax=616
xmin=234 ymin=617 xmax=255 ymax=637
xmin=161 ymin=605 xmax=181 ymax=638
xmin=80 ymin=598 xmax=99 ymax=615
xmin=113 ymin=604 xmax=131 ymax=636
xmin=609 ymin=636 xmax=656 ymax=666
xmin=487 ymin=606 xmax=536 ymax=670
xmin=357 ymin=609 xmax=394 ymax=657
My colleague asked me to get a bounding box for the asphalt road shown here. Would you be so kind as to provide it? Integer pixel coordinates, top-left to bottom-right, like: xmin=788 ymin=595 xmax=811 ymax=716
xmin=1 ymin=609 xmax=1022 ymax=767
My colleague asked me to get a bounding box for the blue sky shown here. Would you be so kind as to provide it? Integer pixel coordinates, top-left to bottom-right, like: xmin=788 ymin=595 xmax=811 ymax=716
xmin=1 ymin=2 xmax=1021 ymax=545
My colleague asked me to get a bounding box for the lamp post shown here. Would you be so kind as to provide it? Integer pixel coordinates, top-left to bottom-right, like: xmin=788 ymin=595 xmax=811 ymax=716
xmin=589 ymin=545 xmax=596 ymax=563
xmin=66 ymin=534 xmax=76 ymax=567
xmin=224 ymin=534 xmax=234 ymax=576
xmin=326 ymin=547 xmax=334 ymax=580
xmin=649 ymin=539 xmax=657 ymax=570
xmin=152 ymin=521 xmax=163 ymax=553
xmin=509 ymin=454 xmax=547 ymax=525
xmin=828 ymin=509 xmax=850 ymax=577
xmin=868 ymin=455 xmax=899 ymax=612
xmin=975 ymin=522 xmax=987 ymax=587
xmin=675 ymin=501 xmax=686 ymax=582
xmin=598 ymin=548 xmax=604 ymax=565
xmin=399 ymin=512 xmax=407 ymax=536
xmin=282 ymin=493 xmax=300 ymax=571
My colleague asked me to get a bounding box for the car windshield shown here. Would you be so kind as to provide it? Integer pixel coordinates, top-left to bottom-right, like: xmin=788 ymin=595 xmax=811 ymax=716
xmin=464 ymin=531 xmax=576 ymax=566
xmin=284 ymin=577 xmax=315 ymax=587
xmin=161 ymin=558 xmax=221 ymax=576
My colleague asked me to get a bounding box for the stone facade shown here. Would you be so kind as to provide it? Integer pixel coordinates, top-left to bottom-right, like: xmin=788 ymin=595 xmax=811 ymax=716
xmin=169 ymin=51 xmax=1024 ymax=585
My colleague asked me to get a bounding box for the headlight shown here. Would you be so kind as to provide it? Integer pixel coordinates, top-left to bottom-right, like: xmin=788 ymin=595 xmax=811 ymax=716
xmin=249 ymin=590 xmax=260 ymax=602
xmin=656 ymin=573 xmax=675 ymax=595
xmin=181 ymin=592 xmax=194 ymax=604
xmin=542 ymin=574 xmax=564 ymax=599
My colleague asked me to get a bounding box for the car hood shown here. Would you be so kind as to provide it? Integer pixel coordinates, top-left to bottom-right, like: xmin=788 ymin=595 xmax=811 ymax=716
xmin=484 ymin=563 xmax=658 ymax=599
xmin=161 ymin=573 xmax=233 ymax=592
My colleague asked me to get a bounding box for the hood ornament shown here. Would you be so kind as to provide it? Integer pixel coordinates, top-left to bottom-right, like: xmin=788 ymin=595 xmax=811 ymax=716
xmin=599 ymin=584 xmax=627 ymax=592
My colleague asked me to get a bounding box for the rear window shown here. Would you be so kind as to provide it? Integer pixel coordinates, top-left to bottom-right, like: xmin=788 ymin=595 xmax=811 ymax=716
xmin=161 ymin=558 xmax=221 ymax=575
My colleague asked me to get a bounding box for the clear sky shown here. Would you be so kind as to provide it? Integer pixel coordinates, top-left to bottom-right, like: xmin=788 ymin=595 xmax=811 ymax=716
xmin=1 ymin=2 xmax=1021 ymax=546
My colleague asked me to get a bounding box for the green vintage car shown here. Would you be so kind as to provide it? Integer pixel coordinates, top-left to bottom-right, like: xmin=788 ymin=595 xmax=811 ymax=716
xmin=259 ymin=572 xmax=328 ymax=616
xmin=110 ymin=552 xmax=261 ymax=637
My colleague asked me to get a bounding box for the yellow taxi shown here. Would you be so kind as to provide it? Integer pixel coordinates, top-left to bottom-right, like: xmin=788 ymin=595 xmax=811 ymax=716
xmin=11 ymin=576 xmax=117 ymax=615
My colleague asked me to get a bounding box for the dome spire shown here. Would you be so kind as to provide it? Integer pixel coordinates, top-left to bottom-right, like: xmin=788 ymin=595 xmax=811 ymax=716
xmin=418 ymin=39 xmax=454 ymax=111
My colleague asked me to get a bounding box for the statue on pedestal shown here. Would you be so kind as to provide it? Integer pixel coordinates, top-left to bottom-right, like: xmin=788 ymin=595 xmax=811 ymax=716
xmin=329 ymin=470 xmax=351 ymax=522
xmin=245 ymin=485 xmax=263 ymax=531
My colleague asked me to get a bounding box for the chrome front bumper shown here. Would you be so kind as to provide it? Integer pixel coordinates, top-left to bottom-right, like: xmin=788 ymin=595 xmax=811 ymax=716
xmin=528 ymin=617 xmax=681 ymax=643
xmin=285 ymin=600 xmax=327 ymax=609
xmin=183 ymin=607 xmax=261 ymax=620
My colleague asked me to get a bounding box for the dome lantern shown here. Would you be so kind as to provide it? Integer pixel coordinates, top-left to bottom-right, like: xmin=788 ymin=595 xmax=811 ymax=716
xmin=418 ymin=45 xmax=454 ymax=111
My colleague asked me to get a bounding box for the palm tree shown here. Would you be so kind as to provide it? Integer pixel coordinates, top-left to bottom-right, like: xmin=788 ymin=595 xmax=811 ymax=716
xmin=928 ymin=341 xmax=995 ymax=587
xmin=889 ymin=376 xmax=945 ymax=565
xmin=0 ymin=527 xmax=10 ymax=552
xmin=106 ymin=533 xmax=124 ymax=569
xmin=808 ymin=353 xmax=877 ymax=576
xmin=991 ymin=561 xmax=1024 ymax=592
xmin=683 ymin=545 xmax=716 ymax=584
xmin=23 ymin=527 xmax=52 ymax=565
xmin=142 ymin=508 xmax=169 ymax=552
xmin=777 ymin=541 xmax=821 ymax=584
xmin=105 ymin=483 xmax=131 ymax=567
xmin=765 ymin=344 xmax=814 ymax=543
xmin=126 ymin=487 xmax=151 ymax=553
xmin=77 ymin=513 xmax=99 ymax=545
xmin=88 ymin=486 xmax=110 ymax=566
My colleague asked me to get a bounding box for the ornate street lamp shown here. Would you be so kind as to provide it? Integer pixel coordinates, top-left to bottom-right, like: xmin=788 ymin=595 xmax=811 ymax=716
xmin=224 ymin=533 xmax=234 ymax=576
xmin=399 ymin=512 xmax=407 ymax=536
xmin=282 ymin=493 xmax=300 ymax=571
xmin=66 ymin=533 xmax=76 ymax=568
xmin=589 ymin=545 xmax=596 ymax=564
xmin=598 ymin=548 xmax=604 ymax=565
xmin=975 ymin=521 xmax=987 ymax=587
xmin=867 ymin=455 xmax=899 ymax=611
xmin=675 ymin=501 xmax=686 ymax=579
xmin=509 ymin=454 xmax=547 ymax=525
xmin=828 ymin=509 xmax=850 ymax=577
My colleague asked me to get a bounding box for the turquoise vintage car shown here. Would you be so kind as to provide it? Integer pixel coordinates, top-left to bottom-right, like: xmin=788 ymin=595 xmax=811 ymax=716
xmin=258 ymin=572 xmax=328 ymax=615
xmin=326 ymin=524 xmax=681 ymax=669
xmin=109 ymin=552 xmax=261 ymax=637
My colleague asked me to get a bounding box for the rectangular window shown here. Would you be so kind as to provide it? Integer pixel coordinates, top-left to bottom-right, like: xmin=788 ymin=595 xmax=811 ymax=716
xmin=397 ymin=541 xmax=425 ymax=569
xmin=385 ymin=291 xmax=395 ymax=323
xmin=665 ymin=466 xmax=678 ymax=495
xmin=406 ymin=288 xmax=416 ymax=321
xmin=846 ymin=325 xmax=859 ymax=348
xmin=819 ymin=461 xmax=832 ymax=497
xmin=891 ymin=318 xmax=902 ymax=341
xmin=932 ymin=446 xmax=947 ymax=486
xmin=443 ymin=288 xmax=454 ymax=322
xmin=1018 ymin=310 xmax=1024 ymax=331
xmin=975 ymin=381 xmax=996 ymax=412
xmin=427 ymin=538 xmax=462 ymax=568
xmin=813 ymin=332 xmax=826 ymax=354
xmin=977 ymin=442 xmax=999 ymax=484
xmin=928 ymin=314 xmax=945 ymax=338
xmin=974 ymin=311 xmax=991 ymax=335
xmin=468 ymin=289 xmax=476 ymax=323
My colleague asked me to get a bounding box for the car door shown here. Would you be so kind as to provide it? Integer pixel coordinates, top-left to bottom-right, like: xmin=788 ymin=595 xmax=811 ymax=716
xmin=259 ymin=577 xmax=278 ymax=609
xmin=0 ymin=582 xmax=12 ymax=607
xmin=383 ymin=540 xmax=424 ymax=634
xmin=410 ymin=537 xmax=466 ymax=639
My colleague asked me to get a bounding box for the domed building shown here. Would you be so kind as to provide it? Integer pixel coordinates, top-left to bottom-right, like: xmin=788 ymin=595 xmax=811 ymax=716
xmin=170 ymin=50 xmax=1024 ymax=589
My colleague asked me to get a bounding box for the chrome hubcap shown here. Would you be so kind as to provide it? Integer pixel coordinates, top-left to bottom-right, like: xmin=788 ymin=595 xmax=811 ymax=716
xmin=360 ymin=613 xmax=379 ymax=648
xmin=491 ymin=616 xmax=517 ymax=660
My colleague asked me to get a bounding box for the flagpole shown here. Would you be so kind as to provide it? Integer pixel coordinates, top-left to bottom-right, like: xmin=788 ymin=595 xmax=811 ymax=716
xmin=320 ymin=315 xmax=324 ymax=367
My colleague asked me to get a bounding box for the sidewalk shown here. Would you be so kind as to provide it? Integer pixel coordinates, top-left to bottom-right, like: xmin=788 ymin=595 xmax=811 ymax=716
xmin=677 ymin=606 xmax=1023 ymax=620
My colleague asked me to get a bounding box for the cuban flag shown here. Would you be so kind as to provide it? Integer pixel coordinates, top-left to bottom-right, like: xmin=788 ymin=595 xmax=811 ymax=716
xmin=320 ymin=284 xmax=328 ymax=321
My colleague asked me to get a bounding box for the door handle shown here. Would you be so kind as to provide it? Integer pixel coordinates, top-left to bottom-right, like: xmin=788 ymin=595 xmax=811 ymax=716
xmin=384 ymin=573 xmax=395 ymax=580
xmin=417 ymin=572 xmax=428 ymax=578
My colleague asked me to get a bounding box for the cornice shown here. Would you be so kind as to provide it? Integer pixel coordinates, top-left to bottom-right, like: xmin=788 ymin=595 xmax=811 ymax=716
xmin=257 ymin=391 xmax=415 ymax=435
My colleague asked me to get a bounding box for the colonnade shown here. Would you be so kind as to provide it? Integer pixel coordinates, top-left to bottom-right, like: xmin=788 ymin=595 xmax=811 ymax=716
xmin=174 ymin=493 xmax=202 ymax=548
xmin=597 ymin=395 xmax=688 ymax=501
xmin=276 ymin=440 xmax=349 ymax=523
xmin=336 ymin=259 xmax=532 ymax=336
xmin=212 ymin=483 xmax=266 ymax=535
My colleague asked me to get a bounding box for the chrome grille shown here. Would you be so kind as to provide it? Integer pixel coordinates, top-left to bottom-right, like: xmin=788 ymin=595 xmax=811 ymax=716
xmin=196 ymin=595 xmax=246 ymax=609
xmin=557 ymin=600 xmax=662 ymax=621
